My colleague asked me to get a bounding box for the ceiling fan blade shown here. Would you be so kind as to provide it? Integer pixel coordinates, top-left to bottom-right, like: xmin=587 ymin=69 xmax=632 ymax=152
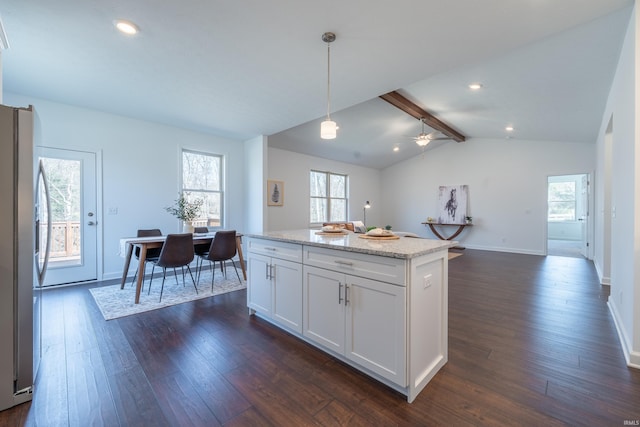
xmin=426 ymin=131 xmax=453 ymax=141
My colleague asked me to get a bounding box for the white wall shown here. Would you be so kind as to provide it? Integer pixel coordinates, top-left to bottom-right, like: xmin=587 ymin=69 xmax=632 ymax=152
xmin=381 ymin=138 xmax=595 ymax=255
xmin=266 ymin=147 xmax=382 ymax=231
xmin=244 ymin=135 xmax=267 ymax=233
xmin=595 ymin=4 xmax=640 ymax=367
xmin=0 ymin=51 xmax=3 ymax=104
xmin=5 ymin=93 xmax=246 ymax=281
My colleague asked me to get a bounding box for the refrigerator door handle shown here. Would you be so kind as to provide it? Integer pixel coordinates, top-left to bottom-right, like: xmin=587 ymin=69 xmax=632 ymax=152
xmin=36 ymin=160 xmax=52 ymax=286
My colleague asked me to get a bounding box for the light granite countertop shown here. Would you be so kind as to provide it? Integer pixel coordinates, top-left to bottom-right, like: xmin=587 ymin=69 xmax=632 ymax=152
xmin=245 ymin=229 xmax=457 ymax=259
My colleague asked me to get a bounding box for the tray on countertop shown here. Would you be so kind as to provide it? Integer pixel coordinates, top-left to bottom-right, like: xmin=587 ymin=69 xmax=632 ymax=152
xmin=358 ymin=234 xmax=400 ymax=240
xmin=315 ymin=230 xmax=349 ymax=236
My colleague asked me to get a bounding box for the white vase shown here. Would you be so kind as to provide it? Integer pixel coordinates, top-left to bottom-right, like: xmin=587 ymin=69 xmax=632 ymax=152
xmin=182 ymin=221 xmax=194 ymax=233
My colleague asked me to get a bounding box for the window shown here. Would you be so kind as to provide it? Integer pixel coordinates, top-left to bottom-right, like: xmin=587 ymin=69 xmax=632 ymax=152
xmin=182 ymin=150 xmax=223 ymax=228
xmin=310 ymin=170 xmax=348 ymax=224
xmin=548 ymin=181 xmax=576 ymax=221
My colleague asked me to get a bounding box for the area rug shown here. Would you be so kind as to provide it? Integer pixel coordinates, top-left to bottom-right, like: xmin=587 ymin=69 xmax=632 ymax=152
xmin=90 ymin=270 xmax=246 ymax=320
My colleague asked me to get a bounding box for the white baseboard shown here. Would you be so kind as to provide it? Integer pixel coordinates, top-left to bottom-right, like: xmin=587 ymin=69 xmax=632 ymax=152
xmin=462 ymin=244 xmax=545 ymax=256
xmin=608 ymin=300 xmax=640 ymax=369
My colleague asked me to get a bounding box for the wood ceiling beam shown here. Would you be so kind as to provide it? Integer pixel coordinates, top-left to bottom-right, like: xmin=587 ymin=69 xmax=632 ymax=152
xmin=379 ymin=91 xmax=466 ymax=142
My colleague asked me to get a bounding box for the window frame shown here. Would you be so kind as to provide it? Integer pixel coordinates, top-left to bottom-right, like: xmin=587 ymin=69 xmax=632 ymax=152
xmin=180 ymin=148 xmax=225 ymax=229
xmin=309 ymin=169 xmax=349 ymax=226
xmin=547 ymin=180 xmax=577 ymax=222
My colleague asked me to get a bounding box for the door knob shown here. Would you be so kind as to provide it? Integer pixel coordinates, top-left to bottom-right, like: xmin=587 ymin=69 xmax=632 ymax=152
xmin=88 ymin=221 xmax=96 ymax=226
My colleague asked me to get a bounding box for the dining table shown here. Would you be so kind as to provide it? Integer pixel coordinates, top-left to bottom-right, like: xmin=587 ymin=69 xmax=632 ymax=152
xmin=119 ymin=232 xmax=246 ymax=304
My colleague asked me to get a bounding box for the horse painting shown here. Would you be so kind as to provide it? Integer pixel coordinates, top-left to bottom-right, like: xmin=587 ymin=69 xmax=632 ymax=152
xmin=437 ymin=185 xmax=468 ymax=224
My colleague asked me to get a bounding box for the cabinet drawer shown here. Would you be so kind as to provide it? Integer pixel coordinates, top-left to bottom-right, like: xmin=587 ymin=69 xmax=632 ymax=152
xmin=303 ymin=246 xmax=406 ymax=286
xmin=247 ymin=238 xmax=302 ymax=262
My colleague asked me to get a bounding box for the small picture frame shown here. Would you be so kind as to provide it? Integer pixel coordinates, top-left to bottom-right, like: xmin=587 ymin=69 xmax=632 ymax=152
xmin=267 ymin=180 xmax=284 ymax=206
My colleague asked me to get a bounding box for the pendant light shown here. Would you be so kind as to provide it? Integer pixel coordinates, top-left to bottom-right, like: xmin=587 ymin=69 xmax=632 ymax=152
xmin=321 ymin=32 xmax=337 ymax=140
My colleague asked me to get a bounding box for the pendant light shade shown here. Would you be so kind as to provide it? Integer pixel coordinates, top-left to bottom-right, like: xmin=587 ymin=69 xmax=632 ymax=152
xmin=321 ymin=119 xmax=337 ymax=139
xmin=321 ymin=32 xmax=337 ymax=140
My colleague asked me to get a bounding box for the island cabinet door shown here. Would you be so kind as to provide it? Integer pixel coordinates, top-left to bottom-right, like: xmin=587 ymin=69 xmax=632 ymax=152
xmin=272 ymin=258 xmax=303 ymax=333
xmin=247 ymin=253 xmax=272 ymax=316
xmin=345 ymin=275 xmax=407 ymax=386
xmin=303 ymin=265 xmax=345 ymax=354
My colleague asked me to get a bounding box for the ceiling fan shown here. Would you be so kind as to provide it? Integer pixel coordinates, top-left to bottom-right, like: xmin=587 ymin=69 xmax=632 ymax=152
xmin=412 ymin=118 xmax=454 ymax=147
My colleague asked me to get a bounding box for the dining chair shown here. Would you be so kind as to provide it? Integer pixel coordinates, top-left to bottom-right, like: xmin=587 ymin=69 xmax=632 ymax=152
xmin=130 ymin=228 xmax=163 ymax=290
xmin=193 ymin=226 xmax=210 ymax=264
xmin=197 ymin=230 xmax=241 ymax=290
xmin=148 ymin=233 xmax=197 ymax=302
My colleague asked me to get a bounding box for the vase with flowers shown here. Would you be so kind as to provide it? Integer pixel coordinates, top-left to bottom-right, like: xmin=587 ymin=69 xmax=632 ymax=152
xmin=165 ymin=192 xmax=204 ymax=233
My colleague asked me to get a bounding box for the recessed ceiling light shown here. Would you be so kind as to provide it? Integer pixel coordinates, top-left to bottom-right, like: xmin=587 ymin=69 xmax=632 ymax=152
xmin=505 ymin=126 xmax=514 ymax=132
xmin=468 ymin=83 xmax=483 ymax=90
xmin=393 ymin=146 xmax=400 ymax=152
xmin=115 ymin=20 xmax=139 ymax=35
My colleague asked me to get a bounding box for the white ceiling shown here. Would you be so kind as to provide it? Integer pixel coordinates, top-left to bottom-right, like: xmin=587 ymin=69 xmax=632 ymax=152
xmin=1 ymin=0 xmax=633 ymax=169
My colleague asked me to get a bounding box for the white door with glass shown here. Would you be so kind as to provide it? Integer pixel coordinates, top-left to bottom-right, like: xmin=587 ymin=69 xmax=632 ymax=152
xmin=38 ymin=147 xmax=97 ymax=285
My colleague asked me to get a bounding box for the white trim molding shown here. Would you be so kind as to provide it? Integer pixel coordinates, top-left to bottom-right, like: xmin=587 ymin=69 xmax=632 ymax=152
xmin=608 ymin=300 xmax=640 ymax=369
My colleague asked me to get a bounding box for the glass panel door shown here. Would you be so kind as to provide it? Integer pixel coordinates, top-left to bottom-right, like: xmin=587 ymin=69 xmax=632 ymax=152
xmin=38 ymin=148 xmax=97 ymax=285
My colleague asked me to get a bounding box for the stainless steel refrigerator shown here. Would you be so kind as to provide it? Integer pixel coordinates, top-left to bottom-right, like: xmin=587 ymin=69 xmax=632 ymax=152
xmin=0 ymin=104 xmax=50 ymax=411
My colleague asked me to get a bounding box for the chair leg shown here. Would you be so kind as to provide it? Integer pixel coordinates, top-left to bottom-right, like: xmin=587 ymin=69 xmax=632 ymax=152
xmin=173 ymin=267 xmax=180 ymax=287
xmin=130 ymin=267 xmax=138 ymax=286
xmin=196 ymin=256 xmax=208 ymax=286
xmin=211 ymin=261 xmax=216 ymax=292
xmin=148 ymin=264 xmax=157 ymax=295
xmin=231 ymin=260 xmax=242 ymax=284
xmin=195 ymin=257 xmax=202 ymax=284
xmin=159 ymin=269 xmax=167 ymax=302
xmin=186 ymin=265 xmax=198 ymax=294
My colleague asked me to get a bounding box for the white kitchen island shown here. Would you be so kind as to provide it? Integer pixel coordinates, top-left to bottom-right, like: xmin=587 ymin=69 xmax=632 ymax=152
xmin=245 ymin=229 xmax=457 ymax=403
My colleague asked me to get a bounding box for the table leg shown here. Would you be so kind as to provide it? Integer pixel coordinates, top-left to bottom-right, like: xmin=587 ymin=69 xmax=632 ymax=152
xmin=236 ymin=235 xmax=247 ymax=280
xmin=135 ymin=244 xmax=147 ymax=304
xmin=427 ymin=224 xmax=467 ymax=240
xmin=120 ymin=243 xmax=134 ymax=289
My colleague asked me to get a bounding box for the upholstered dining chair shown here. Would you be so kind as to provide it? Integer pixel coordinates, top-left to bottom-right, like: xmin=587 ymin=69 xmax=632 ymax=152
xmin=147 ymin=233 xmax=197 ymax=302
xmin=130 ymin=228 xmax=163 ymax=290
xmin=193 ymin=226 xmax=209 ymax=254
xmin=197 ymin=230 xmax=241 ymax=290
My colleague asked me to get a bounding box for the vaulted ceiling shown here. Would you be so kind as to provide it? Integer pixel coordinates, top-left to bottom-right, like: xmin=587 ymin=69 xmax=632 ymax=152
xmin=1 ymin=0 xmax=633 ymax=169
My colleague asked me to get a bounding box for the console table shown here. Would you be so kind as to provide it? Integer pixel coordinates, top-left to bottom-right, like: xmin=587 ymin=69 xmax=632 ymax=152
xmin=421 ymin=222 xmax=471 ymax=242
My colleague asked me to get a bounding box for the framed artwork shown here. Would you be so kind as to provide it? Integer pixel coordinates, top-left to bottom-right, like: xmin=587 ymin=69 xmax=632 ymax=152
xmin=437 ymin=185 xmax=468 ymax=224
xmin=267 ymin=180 xmax=284 ymax=206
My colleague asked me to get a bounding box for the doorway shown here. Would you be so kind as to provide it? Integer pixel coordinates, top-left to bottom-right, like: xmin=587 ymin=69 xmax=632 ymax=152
xmin=547 ymin=174 xmax=590 ymax=258
xmin=38 ymin=147 xmax=98 ymax=285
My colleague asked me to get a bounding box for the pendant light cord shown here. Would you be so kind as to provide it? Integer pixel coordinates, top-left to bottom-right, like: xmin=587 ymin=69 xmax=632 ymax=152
xmin=326 ymin=41 xmax=332 ymax=120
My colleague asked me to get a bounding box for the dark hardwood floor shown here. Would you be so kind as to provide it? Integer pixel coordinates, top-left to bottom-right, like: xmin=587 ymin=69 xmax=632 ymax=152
xmin=1 ymin=250 xmax=639 ymax=426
